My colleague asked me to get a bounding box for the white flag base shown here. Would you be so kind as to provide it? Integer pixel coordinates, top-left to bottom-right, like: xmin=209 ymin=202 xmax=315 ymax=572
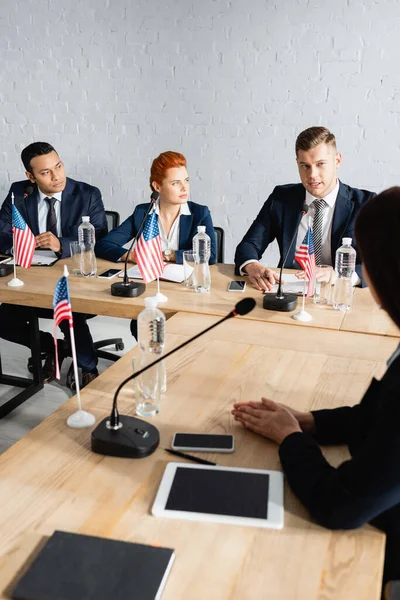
xmin=67 ymin=410 xmax=96 ymax=429
xmin=8 ymin=277 xmax=24 ymax=287
xmin=152 ymin=291 xmax=168 ymax=303
xmin=292 ymin=309 xmax=312 ymax=322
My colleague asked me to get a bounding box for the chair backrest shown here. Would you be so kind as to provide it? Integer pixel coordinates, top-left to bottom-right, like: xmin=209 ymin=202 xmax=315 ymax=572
xmin=105 ymin=210 xmax=120 ymax=232
xmin=213 ymin=226 xmax=225 ymax=263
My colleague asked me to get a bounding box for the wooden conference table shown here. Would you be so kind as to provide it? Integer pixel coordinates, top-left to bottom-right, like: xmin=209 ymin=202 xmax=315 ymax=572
xmin=0 ymin=313 xmax=396 ymax=600
xmin=0 ymin=259 xmax=398 ymax=337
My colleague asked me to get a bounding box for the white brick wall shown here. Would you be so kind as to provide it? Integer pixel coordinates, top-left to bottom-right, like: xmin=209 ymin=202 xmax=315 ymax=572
xmin=1 ymin=0 xmax=399 ymax=264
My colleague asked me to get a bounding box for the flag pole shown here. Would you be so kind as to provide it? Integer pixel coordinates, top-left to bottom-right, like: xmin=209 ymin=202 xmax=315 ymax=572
xmin=301 ymin=277 xmax=307 ymax=312
xmin=62 ymin=266 xmax=96 ymax=429
xmin=153 ymin=275 xmax=168 ymax=303
xmin=7 ymin=193 xmax=24 ymax=288
xmin=293 ymin=218 xmax=312 ymax=323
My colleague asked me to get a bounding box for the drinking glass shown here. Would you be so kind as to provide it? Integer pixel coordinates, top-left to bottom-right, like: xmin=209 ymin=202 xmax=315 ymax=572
xmin=133 ymin=355 xmax=165 ymax=417
xmin=313 ymin=265 xmax=333 ymax=305
xmin=183 ymin=250 xmax=196 ymax=288
xmin=69 ymin=241 xmax=82 ymax=275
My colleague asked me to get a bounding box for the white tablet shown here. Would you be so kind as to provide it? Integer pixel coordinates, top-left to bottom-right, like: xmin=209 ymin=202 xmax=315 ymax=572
xmin=152 ymin=462 xmax=284 ymax=529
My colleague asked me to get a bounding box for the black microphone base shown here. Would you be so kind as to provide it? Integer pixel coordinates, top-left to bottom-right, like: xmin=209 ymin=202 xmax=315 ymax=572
xmin=111 ymin=281 xmax=146 ymax=298
xmin=263 ymin=293 xmax=298 ymax=312
xmin=0 ymin=264 xmax=13 ymax=277
xmin=91 ymin=414 xmax=160 ymax=458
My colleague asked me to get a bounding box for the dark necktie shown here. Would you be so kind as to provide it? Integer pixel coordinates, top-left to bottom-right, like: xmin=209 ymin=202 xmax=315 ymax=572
xmin=312 ymin=198 xmax=327 ymax=266
xmin=45 ymin=197 xmax=58 ymax=236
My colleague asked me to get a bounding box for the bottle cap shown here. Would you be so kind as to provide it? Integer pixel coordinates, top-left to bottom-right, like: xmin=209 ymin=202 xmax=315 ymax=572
xmin=144 ymin=297 xmax=158 ymax=309
xmin=82 ymin=216 xmax=90 ymax=223
xmin=197 ymin=226 xmax=206 ymax=233
xmin=342 ymin=237 xmax=352 ymax=245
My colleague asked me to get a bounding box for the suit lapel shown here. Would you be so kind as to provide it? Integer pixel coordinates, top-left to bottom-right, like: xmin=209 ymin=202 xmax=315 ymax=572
xmin=178 ymin=213 xmax=194 ymax=249
xmin=330 ymin=182 xmax=353 ymax=261
xmin=60 ymin=178 xmax=76 ymax=235
xmin=24 ymin=185 xmax=40 ymax=235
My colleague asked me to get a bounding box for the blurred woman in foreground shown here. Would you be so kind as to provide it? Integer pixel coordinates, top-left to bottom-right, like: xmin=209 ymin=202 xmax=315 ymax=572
xmin=232 ymin=187 xmax=400 ymax=594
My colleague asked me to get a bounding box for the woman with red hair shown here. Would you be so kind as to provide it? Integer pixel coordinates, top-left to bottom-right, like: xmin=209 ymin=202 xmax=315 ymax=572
xmin=96 ymin=151 xmax=216 ymax=337
xmin=96 ymin=150 xmax=216 ymax=266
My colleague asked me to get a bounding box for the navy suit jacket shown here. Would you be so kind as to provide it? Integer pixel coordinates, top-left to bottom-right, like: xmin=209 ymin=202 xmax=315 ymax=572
xmin=0 ymin=178 xmax=107 ymax=258
xmin=95 ymin=201 xmax=217 ymax=265
xmin=234 ymin=181 xmax=375 ymax=286
xmin=279 ymin=352 xmax=400 ymax=583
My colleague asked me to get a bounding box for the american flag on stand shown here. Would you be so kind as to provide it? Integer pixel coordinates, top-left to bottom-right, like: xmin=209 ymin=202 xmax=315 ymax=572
xmin=53 ymin=275 xmax=73 ymax=379
xmin=135 ymin=210 xmax=164 ymax=283
xmin=12 ymin=205 xmax=35 ymax=268
xmin=294 ymin=226 xmax=316 ymax=297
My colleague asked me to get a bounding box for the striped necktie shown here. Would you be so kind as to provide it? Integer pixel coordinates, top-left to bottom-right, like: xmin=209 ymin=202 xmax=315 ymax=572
xmin=312 ymin=198 xmax=327 ymax=266
xmin=45 ymin=197 xmax=58 ymax=237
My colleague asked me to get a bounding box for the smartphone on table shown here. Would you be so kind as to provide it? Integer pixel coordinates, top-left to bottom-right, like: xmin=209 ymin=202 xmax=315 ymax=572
xmin=227 ymin=280 xmax=246 ymax=292
xmin=171 ymin=433 xmax=235 ymax=453
xmin=97 ymin=268 xmax=122 ymax=279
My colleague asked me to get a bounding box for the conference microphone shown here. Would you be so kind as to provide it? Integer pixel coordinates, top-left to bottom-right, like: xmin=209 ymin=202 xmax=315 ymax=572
xmin=24 ymin=184 xmax=34 ymax=198
xmin=91 ymin=297 xmax=257 ymax=458
xmin=111 ymin=190 xmax=159 ymax=298
xmin=263 ymin=203 xmax=309 ymax=312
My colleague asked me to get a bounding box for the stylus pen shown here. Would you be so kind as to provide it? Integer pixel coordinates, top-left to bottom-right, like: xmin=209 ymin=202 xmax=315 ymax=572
xmin=164 ymin=448 xmax=217 ymax=466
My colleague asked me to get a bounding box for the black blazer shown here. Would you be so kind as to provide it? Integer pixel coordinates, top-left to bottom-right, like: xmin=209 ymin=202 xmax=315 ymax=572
xmin=279 ymin=352 xmax=400 ymax=584
xmin=0 ymin=178 xmax=108 ymax=258
xmin=95 ymin=201 xmax=216 ymax=265
xmin=234 ymin=181 xmax=375 ymax=286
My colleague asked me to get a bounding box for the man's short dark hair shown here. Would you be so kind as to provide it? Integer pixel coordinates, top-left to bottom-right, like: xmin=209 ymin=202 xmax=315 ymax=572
xmin=355 ymin=187 xmax=400 ymax=329
xmin=295 ymin=127 xmax=336 ymax=155
xmin=21 ymin=142 xmax=57 ymax=173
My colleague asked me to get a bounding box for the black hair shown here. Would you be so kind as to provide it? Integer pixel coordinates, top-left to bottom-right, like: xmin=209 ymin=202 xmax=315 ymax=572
xmin=21 ymin=142 xmax=57 ymax=173
xmin=355 ymin=187 xmax=400 ymax=329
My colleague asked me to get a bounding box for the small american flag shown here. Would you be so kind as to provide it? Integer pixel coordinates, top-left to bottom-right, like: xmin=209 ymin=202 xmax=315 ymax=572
xmin=53 ymin=275 xmax=73 ymax=379
xmin=12 ymin=205 xmax=35 ymax=268
xmin=294 ymin=226 xmax=316 ymax=297
xmin=135 ymin=210 xmax=164 ymax=283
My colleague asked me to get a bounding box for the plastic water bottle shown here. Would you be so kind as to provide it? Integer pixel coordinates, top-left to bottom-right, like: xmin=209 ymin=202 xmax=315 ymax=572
xmin=78 ymin=216 xmax=97 ymax=277
xmin=332 ymin=237 xmax=356 ymax=311
xmin=192 ymin=225 xmax=211 ymax=292
xmin=137 ymin=297 xmax=166 ymax=416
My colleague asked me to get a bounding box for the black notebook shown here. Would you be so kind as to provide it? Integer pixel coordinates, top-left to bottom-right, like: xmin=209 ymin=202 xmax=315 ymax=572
xmin=12 ymin=530 xmax=175 ymax=600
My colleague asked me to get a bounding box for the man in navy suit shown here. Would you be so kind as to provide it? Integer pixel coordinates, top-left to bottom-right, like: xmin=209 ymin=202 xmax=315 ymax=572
xmin=235 ymin=127 xmax=375 ymax=290
xmin=0 ymin=142 xmax=108 ymax=387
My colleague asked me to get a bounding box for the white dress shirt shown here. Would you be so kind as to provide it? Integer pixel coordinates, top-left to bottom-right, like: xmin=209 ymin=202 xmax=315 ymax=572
xmin=154 ymin=199 xmax=191 ymax=251
xmin=37 ymin=189 xmax=62 ymax=236
xmin=297 ymin=179 xmax=339 ymax=267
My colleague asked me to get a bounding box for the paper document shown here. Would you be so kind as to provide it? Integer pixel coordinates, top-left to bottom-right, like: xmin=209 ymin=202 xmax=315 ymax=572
xmin=269 ymin=273 xmax=309 ymax=296
xmin=119 ymin=263 xmax=188 ymax=283
xmin=9 ymin=250 xmax=58 ymax=266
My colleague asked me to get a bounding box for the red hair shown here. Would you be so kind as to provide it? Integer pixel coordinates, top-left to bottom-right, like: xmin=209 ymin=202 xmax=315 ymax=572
xmin=150 ymin=151 xmax=187 ymax=190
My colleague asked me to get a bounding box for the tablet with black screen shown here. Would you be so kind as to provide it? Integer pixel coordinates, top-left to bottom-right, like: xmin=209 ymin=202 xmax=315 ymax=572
xmin=152 ymin=463 xmax=284 ymax=529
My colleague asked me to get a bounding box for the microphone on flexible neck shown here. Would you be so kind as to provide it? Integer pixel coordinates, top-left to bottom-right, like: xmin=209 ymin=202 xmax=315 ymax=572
xmin=91 ymin=298 xmax=257 ymax=458
xmin=111 ymin=190 xmax=159 ymax=298
xmin=263 ymin=203 xmax=309 ymax=312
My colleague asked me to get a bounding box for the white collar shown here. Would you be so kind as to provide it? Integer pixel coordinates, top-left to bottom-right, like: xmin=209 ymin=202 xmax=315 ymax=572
xmin=305 ymin=179 xmax=340 ymax=208
xmin=154 ymin=199 xmax=191 ymax=216
xmin=38 ymin=189 xmax=63 ymax=203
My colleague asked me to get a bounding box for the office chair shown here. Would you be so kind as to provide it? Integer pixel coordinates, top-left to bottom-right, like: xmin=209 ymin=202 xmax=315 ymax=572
xmin=214 ymin=226 xmax=225 ymax=263
xmin=27 ymin=210 xmax=125 ymax=387
xmin=93 ymin=210 xmax=125 ymax=360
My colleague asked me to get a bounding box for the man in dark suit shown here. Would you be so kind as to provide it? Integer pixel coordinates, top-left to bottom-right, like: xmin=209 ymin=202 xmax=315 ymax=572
xmin=235 ymin=126 xmax=375 ymax=290
xmin=0 ymin=142 xmax=108 ymax=387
